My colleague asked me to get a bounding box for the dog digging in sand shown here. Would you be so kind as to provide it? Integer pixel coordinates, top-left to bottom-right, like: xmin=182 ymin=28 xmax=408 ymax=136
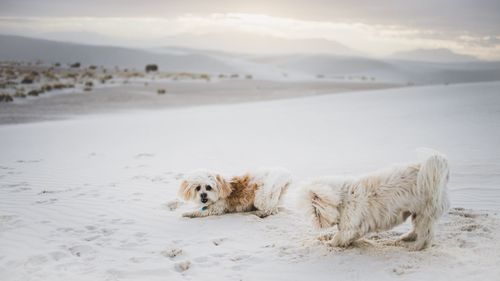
xmin=298 ymin=152 xmax=449 ymax=251
xmin=179 ymin=168 xmax=292 ymax=218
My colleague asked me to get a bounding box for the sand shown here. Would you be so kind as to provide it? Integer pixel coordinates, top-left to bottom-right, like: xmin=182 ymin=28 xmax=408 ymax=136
xmin=1 ymin=81 xmax=499 ymax=280
xmin=0 ymin=79 xmax=398 ymax=124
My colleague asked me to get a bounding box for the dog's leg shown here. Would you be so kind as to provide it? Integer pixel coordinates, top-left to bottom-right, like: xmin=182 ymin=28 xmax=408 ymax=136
xmin=182 ymin=210 xmax=209 ymax=218
xmin=408 ymin=215 xmax=435 ymax=251
xmin=327 ymin=230 xmax=360 ymax=248
xmin=182 ymin=204 xmax=225 ymax=218
xmin=398 ymin=214 xmax=418 ymax=242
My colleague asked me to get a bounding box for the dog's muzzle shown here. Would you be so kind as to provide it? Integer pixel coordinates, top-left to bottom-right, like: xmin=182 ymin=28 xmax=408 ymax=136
xmin=200 ymin=193 xmax=208 ymax=203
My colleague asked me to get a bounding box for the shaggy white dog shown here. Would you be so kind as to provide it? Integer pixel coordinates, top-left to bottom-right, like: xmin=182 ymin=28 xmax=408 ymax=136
xmin=298 ymin=152 xmax=449 ymax=251
xmin=179 ymin=168 xmax=291 ymax=218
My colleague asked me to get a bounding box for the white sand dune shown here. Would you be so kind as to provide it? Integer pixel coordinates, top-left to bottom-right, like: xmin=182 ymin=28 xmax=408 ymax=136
xmin=1 ymin=82 xmax=500 ymax=280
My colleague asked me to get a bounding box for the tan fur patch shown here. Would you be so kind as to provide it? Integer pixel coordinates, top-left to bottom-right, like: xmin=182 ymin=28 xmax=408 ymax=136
xmin=178 ymin=180 xmax=193 ymax=201
xmin=225 ymin=174 xmax=259 ymax=212
xmin=216 ymin=174 xmax=232 ymax=199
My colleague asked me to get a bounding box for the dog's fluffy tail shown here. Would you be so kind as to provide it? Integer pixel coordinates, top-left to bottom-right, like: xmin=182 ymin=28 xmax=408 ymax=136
xmin=417 ymin=151 xmax=450 ymax=217
xmin=298 ymin=180 xmax=342 ymax=229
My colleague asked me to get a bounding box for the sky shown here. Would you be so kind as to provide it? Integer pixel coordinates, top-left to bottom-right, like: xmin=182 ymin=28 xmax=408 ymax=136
xmin=0 ymin=0 xmax=499 ymax=59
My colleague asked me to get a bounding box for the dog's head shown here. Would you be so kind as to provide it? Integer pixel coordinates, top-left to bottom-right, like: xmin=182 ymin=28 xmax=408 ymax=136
xmin=178 ymin=170 xmax=232 ymax=206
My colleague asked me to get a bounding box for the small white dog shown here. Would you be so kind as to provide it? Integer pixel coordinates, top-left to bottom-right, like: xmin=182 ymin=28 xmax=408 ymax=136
xmin=298 ymin=152 xmax=449 ymax=251
xmin=179 ymin=168 xmax=292 ymax=218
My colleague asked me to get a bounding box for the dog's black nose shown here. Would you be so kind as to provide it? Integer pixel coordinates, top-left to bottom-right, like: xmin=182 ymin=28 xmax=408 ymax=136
xmin=200 ymin=193 xmax=207 ymax=199
xmin=201 ymin=198 xmax=208 ymax=203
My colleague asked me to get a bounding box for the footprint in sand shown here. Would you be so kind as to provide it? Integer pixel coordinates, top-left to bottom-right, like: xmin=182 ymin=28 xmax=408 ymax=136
xmin=392 ymin=263 xmax=415 ymax=276
xmin=174 ymin=260 xmax=191 ymax=272
xmin=68 ymin=245 xmax=95 ymax=257
xmin=161 ymin=247 xmax=183 ymax=259
xmin=134 ymin=153 xmax=155 ymax=159
xmin=212 ymin=238 xmax=227 ymax=246
xmin=166 ymin=199 xmax=183 ymax=211
xmin=16 ymin=159 xmax=42 ymax=163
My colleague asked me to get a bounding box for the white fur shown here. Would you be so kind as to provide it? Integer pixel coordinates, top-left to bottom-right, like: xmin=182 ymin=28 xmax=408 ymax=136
xmin=180 ymin=167 xmax=291 ymax=218
xmin=298 ymin=152 xmax=449 ymax=251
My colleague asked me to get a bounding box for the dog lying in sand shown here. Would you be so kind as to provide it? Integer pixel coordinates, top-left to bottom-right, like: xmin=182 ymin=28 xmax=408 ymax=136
xmin=298 ymin=152 xmax=449 ymax=251
xmin=179 ymin=168 xmax=291 ymax=218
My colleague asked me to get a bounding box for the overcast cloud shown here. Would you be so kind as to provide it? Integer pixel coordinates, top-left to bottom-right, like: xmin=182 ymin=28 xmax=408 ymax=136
xmin=0 ymin=0 xmax=499 ymax=59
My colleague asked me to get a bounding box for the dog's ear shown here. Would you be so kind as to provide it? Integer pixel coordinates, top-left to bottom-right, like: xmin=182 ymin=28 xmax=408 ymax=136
xmin=178 ymin=180 xmax=195 ymax=201
xmin=216 ymin=174 xmax=232 ymax=198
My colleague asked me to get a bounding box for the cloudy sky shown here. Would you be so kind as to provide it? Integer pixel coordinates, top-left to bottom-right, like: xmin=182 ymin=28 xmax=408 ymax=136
xmin=1 ymin=0 xmax=499 ymax=59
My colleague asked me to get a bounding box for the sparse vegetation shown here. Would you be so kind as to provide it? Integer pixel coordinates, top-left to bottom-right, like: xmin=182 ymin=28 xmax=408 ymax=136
xmin=200 ymin=74 xmax=210 ymax=82
xmin=245 ymin=74 xmax=253 ymax=80
xmin=230 ymin=74 xmax=239 ymax=79
xmin=157 ymin=89 xmax=166 ymax=94
xmin=27 ymin=90 xmax=40 ymax=96
xmin=13 ymin=91 xmax=26 ymax=98
xmin=145 ymin=64 xmax=158 ymax=72
xmin=70 ymin=62 xmax=81 ymax=68
xmin=21 ymin=76 xmax=35 ymax=84
xmin=0 ymin=93 xmax=14 ymax=102
xmin=41 ymin=84 xmax=53 ymax=92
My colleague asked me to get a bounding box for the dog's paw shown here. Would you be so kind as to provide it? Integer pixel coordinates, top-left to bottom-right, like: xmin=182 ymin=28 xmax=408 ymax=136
xmin=254 ymin=211 xmax=270 ymax=218
xmin=182 ymin=212 xmax=197 ymax=218
xmin=351 ymin=238 xmax=375 ymax=248
xmin=317 ymin=233 xmax=334 ymax=242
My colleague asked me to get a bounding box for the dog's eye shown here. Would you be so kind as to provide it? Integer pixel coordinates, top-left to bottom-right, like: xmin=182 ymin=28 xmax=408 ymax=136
xmin=206 ymin=185 xmax=212 ymax=191
xmin=195 ymin=186 xmax=201 ymax=191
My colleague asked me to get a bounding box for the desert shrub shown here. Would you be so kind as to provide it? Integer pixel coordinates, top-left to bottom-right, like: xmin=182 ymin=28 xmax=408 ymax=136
xmin=52 ymin=84 xmax=64 ymax=90
xmin=230 ymin=74 xmax=239 ymax=79
xmin=27 ymin=90 xmax=40 ymax=96
xmin=43 ymin=70 xmax=58 ymax=80
xmin=89 ymin=65 xmax=97 ymax=70
xmin=218 ymin=74 xmax=226 ymax=79
xmin=245 ymin=74 xmax=253 ymax=79
xmin=70 ymin=62 xmax=81 ymax=68
xmin=85 ymin=81 xmax=94 ymax=87
xmin=54 ymin=62 xmax=61 ymax=67
xmin=53 ymin=83 xmax=73 ymax=90
xmin=0 ymin=93 xmax=14 ymax=102
xmin=21 ymin=76 xmax=35 ymax=84
xmin=145 ymin=64 xmax=158 ymax=72
xmin=157 ymin=88 xmax=166 ymax=94
xmin=200 ymin=74 xmax=210 ymax=82
xmin=13 ymin=91 xmax=26 ymax=98
xmin=41 ymin=84 xmax=53 ymax=92
xmin=99 ymin=74 xmax=113 ymax=84
xmin=84 ymin=86 xmax=92 ymax=91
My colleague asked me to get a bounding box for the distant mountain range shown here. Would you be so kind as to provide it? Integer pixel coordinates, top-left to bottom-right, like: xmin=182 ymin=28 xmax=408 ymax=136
xmin=390 ymin=48 xmax=479 ymax=63
xmin=38 ymin=30 xmax=360 ymax=56
xmin=0 ymin=34 xmax=237 ymax=73
xmin=1 ymin=34 xmax=499 ymax=84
